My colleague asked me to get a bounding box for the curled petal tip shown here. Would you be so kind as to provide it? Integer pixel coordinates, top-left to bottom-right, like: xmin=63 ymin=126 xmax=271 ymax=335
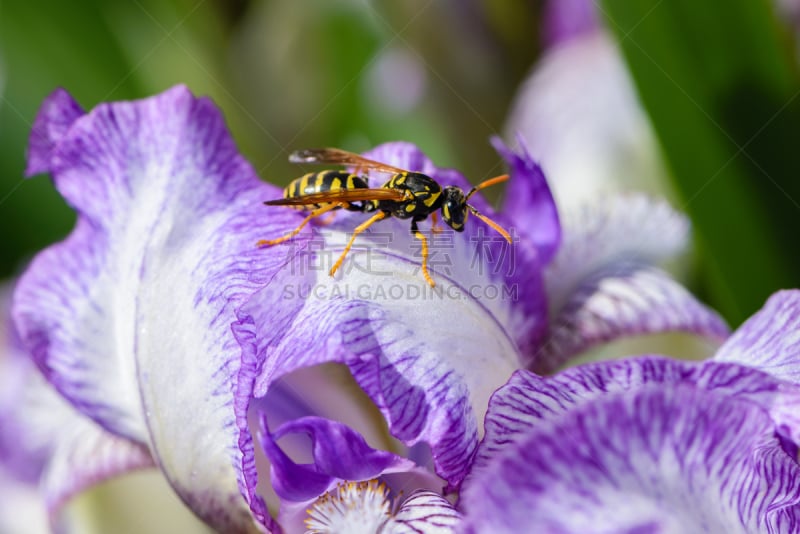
xmin=26 ymin=88 xmax=85 ymax=177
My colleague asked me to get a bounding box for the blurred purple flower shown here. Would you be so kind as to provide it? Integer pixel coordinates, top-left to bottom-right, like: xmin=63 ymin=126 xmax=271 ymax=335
xmin=8 ymin=86 xmax=727 ymax=532
xmin=513 ymin=0 xmax=799 ymax=212
xmin=507 ymin=0 xmax=672 ymax=211
xmin=541 ymin=0 xmax=600 ymax=47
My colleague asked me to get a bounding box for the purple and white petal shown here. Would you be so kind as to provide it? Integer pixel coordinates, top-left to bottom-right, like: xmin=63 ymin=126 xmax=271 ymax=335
xmin=545 ymin=194 xmax=689 ymax=311
xmin=236 ymin=240 xmax=520 ymax=500
xmin=536 ymin=263 xmax=729 ymax=372
xmin=534 ymin=194 xmax=728 ymax=371
xmin=473 ymin=357 xmax=800 ymax=486
xmin=236 ymin=141 xmax=555 ymax=500
xmin=714 ymin=290 xmax=800 ymax=384
xmin=14 ymin=86 xmax=302 ymax=532
xmin=471 ymin=359 xmax=688 ymax=482
xmin=11 ymin=354 xmax=155 ymax=522
xmin=692 ymin=360 xmax=800 ymax=450
xmin=302 ymin=483 xmax=458 ymax=534
xmin=7 ymin=354 xmax=156 ymax=528
xmin=462 ymin=384 xmax=800 ymax=533
xmin=1 ymin=288 xmax=155 ymax=526
xmin=260 ymin=415 xmax=428 ymax=532
xmin=261 ymin=416 xmax=414 ymax=504
xmin=390 ymin=491 xmax=460 ymax=533
xmin=25 ymin=88 xmax=85 ymax=176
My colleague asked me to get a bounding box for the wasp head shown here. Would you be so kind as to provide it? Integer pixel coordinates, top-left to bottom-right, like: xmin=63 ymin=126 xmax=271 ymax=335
xmin=441 ymin=186 xmax=468 ymax=231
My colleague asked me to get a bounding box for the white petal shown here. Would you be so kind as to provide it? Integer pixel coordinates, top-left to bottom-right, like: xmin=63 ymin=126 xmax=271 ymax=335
xmin=538 ymin=264 xmax=728 ymax=371
xmin=506 ymin=31 xmax=672 ymax=210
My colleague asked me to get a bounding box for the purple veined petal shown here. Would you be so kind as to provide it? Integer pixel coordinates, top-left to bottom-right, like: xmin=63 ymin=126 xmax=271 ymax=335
xmin=692 ymin=360 xmax=800 ymax=452
xmin=541 ymin=0 xmax=600 ymax=48
xmin=471 ymin=356 xmax=800 ymax=489
xmin=14 ymin=86 xmax=304 ymax=532
xmin=25 ymin=88 xmax=85 ymax=177
xmin=1 ymin=288 xmax=155 ymax=527
xmin=261 ymin=416 xmax=415 ymax=503
xmin=234 ymin=249 xmax=519 ymax=512
xmin=491 ymin=136 xmax=561 ymax=267
xmin=236 ymin=249 xmax=531 ymax=504
xmin=345 ymin=141 xmax=550 ymax=357
xmin=714 ymin=290 xmax=800 ymax=384
xmin=536 ymin=263 xmax=729 ymax=372
xmin=254 ymin=363 xmax=430 ymax=516
xmin=506 ymin=33 xmax=671 ymax=210
xmin=234 ymin=140 xmax=553 ymax=511
xmin=242 ymin=367 xmax=369 ymax=523
xmin=461 ymin=384 xmax=800 ymax=533
xmin=258 ymin=415 xmax=426 ymax=532
xmin=536 ymin=193 xmax=728 ymax=371
xmin=367 ymin=140 xmax=551 ymax=357
xmin=389 ymin=491 xmax=460 ymax=533
xmin=545 ymin=194 xmax=689 ymax=312
xmin=256 ymin=364 xmax=395 ymax=450
xmin=469 ymin=358 xmax=688 ymax=488
xmin=300 ymin=484 xmax=459 ymax=534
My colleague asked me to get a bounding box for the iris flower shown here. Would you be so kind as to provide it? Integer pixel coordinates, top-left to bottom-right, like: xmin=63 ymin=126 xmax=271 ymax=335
xmin=9 ymin=86 xmax=729 ymax=532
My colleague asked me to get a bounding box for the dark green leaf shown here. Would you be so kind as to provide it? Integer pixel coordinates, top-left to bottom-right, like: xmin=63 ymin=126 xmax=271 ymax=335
xmin=600 ymin=0 xmax=800 ymax=324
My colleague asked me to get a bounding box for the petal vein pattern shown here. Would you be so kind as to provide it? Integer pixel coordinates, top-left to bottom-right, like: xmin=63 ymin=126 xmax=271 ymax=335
xmin=236 ymin=140 xmax=552 ymax=514
xmin=14 ymin=86 xmax=300 ymax=532
xmin=463 ymin=383 xmax=800 ymax=533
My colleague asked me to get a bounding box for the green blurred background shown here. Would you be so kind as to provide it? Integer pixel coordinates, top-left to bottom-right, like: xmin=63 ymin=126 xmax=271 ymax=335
xmin=1 ymin=0 xmax=799 ymax=326
xmin=0 ymin=0 xmax=539 ymax=275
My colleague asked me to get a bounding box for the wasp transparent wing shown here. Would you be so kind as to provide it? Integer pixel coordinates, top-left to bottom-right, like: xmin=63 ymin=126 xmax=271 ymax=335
xmin=289 ymin=148 xmax=411 ymax=175
xmin=263 ymin=187 xmax=406 ymax=206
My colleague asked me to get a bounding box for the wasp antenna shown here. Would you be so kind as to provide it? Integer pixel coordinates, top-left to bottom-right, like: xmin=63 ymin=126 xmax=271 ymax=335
xmin=468 ymin=205 xmax=512 ymax=244
xmin=466 ymin=174 xmax=509 ymax=200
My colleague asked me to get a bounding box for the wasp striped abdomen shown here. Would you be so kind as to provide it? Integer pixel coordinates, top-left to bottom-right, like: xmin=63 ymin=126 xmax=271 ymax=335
xmin=284 ymin=170 xmax=370 ymax=211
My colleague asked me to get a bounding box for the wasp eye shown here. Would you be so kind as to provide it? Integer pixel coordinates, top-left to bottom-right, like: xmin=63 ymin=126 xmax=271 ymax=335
xmin=441 ymin=186 xmax=468 ymax=230
xmin=449 ymin=207 xmax=467 ymax=229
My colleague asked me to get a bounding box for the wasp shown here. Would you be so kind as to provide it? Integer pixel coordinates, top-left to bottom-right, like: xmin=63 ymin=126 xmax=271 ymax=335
xmin=257 ymin=148 xmax=511 ymax=287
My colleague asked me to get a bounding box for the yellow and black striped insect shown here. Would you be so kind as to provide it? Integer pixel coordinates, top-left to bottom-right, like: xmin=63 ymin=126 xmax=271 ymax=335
xmin=258 ymin=148 xmax=511 ymax=287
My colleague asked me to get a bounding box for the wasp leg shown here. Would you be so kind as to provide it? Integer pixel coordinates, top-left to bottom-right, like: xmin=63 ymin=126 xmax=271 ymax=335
xmin=330 ymin=211 xmax=387 ymax=278
xmin=411 ymin=219 xmax=435 ymax=288
xmin=317 ymin=210 xmax=339 ymax=226
xmin=257 ymin=203 xmax=343 ymax=247
xmin=430 ymin=212 xmax=443 ymax=234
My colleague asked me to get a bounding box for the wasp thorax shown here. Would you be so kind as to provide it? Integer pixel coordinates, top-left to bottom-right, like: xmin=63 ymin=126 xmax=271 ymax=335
xmin=441 ymin=186 xmax=468 ymax=231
